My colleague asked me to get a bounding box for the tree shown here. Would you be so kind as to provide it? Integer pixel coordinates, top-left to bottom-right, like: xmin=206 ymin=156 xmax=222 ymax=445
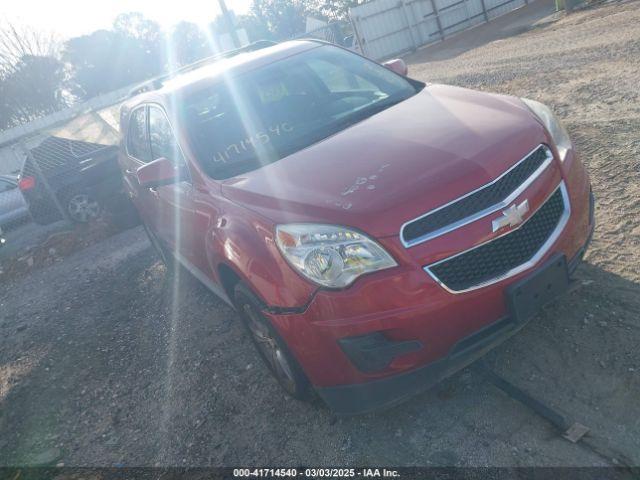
xmin=208 ymin=12 xmax=274 ymax=46
xmin=0 ymin=21 xmax=60 ymax=72
xmin=113 ymin=12 xmax=165 ymax=74
xmin=63 ymin=30 xmax=122 ymax=99
xmin=248 ymin=0 xmax=361 ymax=39
xmin=251 ymin=0 xmax=308 ymax=39
xmin=320 ymin=0 xmax=366 ymax=21
xmin=170 ymin=22 xmax=213 ymax=68
xmin=113 ymin=12 xmax=163 ymax=42
xmin=306 ymin=0 xmax=362 ymax=20
xmin=0 ymin=21 xmax=69 ymax=130
xmin=63 ymin=13 xmax=166 ymax=99
xmin=234 ymin=14 xmax=275 ymax=42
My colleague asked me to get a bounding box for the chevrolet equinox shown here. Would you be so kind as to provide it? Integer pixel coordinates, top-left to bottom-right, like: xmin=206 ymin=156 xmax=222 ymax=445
xmin=119 ymin=40 xmax=594 ymax=415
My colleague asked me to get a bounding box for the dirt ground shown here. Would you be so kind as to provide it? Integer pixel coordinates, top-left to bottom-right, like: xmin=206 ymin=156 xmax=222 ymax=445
xmin=1 ymin=0 xmax=639 ymax=468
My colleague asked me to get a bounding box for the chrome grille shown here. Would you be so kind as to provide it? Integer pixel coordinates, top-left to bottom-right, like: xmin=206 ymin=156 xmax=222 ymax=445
xmin=401 ymin=145 xmax=553 ymax=247
xmin=425 ymin=183 xmax=570 ymax=293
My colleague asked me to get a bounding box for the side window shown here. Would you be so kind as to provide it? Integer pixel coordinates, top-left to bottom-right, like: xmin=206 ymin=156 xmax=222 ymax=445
xmin=148 ymin=106 xmax=185 ymax=167
xmin=127 ymin=107 xmax=151 ymax=162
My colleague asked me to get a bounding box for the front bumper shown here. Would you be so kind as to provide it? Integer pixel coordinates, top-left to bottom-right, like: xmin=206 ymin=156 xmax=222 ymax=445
xmin=316 ymin=233 xmax=592 ymax=415
xmin=317 ymin=314 xmax=523 ymax=415
xmin=265 ymin=151 xmax=594 ymax=415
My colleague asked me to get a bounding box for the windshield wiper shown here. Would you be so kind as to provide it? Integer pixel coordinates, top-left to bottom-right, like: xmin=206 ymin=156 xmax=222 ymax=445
xmin=332 ymin=95 xmax=409 ymax=131
xmin=280 ymin=96 xmax=411 ymax=157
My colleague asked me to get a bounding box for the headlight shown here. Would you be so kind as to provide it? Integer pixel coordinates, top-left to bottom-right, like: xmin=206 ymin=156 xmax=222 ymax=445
xmin=521 ymin=98 xmax=572 ymax=161
xmin=275 ymin=224 xmax=397 ymax=288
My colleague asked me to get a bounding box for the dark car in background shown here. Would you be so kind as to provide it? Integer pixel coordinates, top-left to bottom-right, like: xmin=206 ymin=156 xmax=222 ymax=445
xmin=18 ymin=136 xmax=134 ymax=225
xmin=0 ymin=174 xmax=29 ymax=229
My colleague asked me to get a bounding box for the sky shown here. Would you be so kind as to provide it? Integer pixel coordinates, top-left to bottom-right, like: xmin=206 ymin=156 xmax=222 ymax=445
xmin=0 ymin=0 xmax=253 ymax=39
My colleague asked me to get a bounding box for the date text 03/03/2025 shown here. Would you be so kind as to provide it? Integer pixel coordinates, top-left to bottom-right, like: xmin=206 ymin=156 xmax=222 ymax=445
xmin=232 ymin=468 xmax=401 ymax=478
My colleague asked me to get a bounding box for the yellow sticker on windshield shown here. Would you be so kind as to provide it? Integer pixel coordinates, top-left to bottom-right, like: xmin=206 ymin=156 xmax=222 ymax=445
xmin=258 ymin=82 xmax=289 ymax=103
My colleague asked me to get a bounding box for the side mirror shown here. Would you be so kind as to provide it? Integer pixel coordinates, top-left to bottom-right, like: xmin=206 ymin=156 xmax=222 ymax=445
xmin=136 ymin=157 xmax=183 ymax=188
xmin=382 ymin=58 xmax=408 ymax=76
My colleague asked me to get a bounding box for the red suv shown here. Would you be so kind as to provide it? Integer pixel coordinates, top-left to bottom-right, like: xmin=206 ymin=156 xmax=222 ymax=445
xmin=119 ymin=41 xmax=594 ymax=415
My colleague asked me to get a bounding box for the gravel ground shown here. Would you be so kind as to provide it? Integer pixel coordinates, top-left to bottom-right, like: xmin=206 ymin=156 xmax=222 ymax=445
xmin=1 ymin=1 xmax=639 ymax=468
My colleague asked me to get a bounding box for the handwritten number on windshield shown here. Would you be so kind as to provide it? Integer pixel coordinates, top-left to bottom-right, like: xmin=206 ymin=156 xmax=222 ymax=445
xmin=213 ymin=122 xmax=294 ymax=163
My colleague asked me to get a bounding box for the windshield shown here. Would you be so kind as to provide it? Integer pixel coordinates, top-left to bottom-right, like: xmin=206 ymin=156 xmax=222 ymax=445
xmin=181 ymin=45 xmax=421 ymax=179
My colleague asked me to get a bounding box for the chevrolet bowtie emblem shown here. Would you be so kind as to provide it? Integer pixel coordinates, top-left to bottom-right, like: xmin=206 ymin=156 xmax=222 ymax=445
xmin=492 ymin=200 xmax=530 ymax=232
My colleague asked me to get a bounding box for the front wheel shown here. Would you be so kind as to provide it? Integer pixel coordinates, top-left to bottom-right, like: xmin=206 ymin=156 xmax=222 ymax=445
xmin=234 ymin=283 xmax=313 ymax=401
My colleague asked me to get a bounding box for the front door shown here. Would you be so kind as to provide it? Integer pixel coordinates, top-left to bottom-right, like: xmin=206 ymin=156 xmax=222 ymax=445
xmin=122 ymin=106 xmax=159 ymax=230
xmin=147 ymin=105 xmax=196 ymax=265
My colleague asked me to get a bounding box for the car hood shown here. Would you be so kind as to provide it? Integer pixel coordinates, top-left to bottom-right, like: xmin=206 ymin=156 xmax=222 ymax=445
xmin=221 ymin=84 xmax=547 ymax=238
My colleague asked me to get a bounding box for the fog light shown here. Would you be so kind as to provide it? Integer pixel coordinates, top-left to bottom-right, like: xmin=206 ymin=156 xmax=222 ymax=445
xmin=338 ymin=333 xmax=422 ymax=373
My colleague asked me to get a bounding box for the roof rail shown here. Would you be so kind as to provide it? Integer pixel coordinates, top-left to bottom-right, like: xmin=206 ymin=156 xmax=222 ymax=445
xmin=128 ymin=40 xmax=278 ymax=98
xmin=128 ymin=79 xmax=165 ymax=98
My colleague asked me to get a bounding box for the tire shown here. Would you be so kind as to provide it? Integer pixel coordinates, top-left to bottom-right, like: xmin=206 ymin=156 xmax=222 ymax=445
xmin=64 ymin=189 xmax=101 ymax=223
xmin=234 ymin=283 xmax=313 ymax=401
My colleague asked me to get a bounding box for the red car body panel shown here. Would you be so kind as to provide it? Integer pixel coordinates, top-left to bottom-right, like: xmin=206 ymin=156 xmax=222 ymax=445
xmin=119 ymin=41 xmax=593 ymax=413
xmin=221 ymin=85 xmax=543 ymax=239
xmin=266 ymin=147 xmax=591 ymax=388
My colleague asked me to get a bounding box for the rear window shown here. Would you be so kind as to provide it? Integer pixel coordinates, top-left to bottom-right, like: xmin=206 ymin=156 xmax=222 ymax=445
xmin=181 ymin=45 xmax=420 ymax=180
